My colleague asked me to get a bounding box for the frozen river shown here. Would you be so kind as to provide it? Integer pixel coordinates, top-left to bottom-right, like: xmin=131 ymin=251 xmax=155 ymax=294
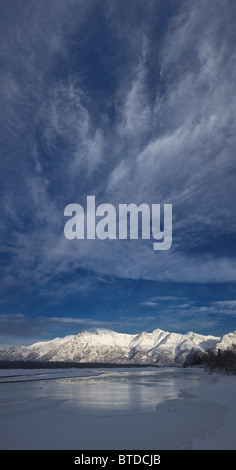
xmin=0 ymin=367 xmax=235 ymax=449
xmin=0 ymin=367 xmax=217 ymax=416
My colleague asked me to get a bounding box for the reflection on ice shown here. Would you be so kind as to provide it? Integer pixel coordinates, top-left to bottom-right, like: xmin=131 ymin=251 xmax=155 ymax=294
xmin=23 ymin=367 xmax=217 ymax=416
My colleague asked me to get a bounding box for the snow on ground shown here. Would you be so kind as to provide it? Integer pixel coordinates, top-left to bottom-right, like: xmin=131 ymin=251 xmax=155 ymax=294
xmin=190 ymin=374 xmax=236 ymax=449
xmin=0 ymin=368 xmax=235 ymax=450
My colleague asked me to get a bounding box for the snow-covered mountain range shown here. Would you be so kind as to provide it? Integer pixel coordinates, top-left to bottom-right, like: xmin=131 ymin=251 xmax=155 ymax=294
xmin=1 ymin=328 xmax=236 ymax=367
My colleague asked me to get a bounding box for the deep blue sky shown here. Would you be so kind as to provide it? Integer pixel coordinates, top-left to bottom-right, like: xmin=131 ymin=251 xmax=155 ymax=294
xmin=1 ymin=0 xmax=236 ymax=346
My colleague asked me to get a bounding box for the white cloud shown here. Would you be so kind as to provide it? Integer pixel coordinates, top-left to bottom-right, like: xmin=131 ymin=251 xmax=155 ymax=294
xmin=141 ymin=301 xmax=159 ymax=308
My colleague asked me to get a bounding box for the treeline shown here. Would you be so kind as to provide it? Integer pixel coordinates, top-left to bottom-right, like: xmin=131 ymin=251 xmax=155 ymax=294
xmin=184 ymin=345 xmax=236 ymax=374
xmin=0 ymin=361 xmax=158 ymax=370
xmin=205 ymin=345 xmax=236 ymax=374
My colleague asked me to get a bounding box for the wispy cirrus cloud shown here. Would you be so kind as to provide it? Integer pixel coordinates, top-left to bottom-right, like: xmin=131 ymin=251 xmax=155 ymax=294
xmin=0 ymin=0 xmax=236 ymax=342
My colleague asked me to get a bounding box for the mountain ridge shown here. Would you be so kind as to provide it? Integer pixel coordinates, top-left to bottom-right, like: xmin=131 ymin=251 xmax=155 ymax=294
xmin=0 ymin=328 xmax=235 ymax=367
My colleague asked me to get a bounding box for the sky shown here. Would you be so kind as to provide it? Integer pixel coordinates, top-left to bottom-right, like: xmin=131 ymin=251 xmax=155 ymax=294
xmin=0 ymin=0 xmax=236 ymax=346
